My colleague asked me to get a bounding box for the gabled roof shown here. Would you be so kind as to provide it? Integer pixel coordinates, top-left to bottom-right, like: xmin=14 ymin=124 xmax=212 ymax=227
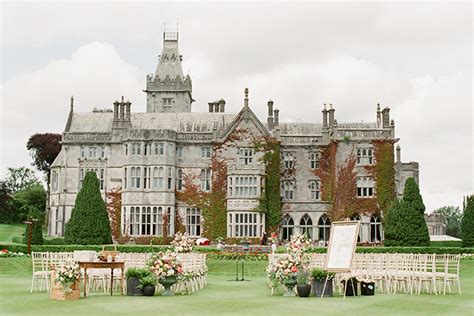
xmin=218 ymin=102 xmax=270 ymax=142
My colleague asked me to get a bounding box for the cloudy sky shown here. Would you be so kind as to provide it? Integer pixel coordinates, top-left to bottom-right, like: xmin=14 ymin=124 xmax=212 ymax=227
xmin=1 ymin=1 xmax=472 ymax=212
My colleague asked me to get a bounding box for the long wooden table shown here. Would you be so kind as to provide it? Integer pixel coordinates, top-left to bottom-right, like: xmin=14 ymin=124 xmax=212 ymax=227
xmin=78 ymin=261 xmax=125 ymax=298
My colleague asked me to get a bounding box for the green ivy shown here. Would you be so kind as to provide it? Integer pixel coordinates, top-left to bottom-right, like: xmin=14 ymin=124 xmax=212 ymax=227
xmin=254 ymin=138 xmax=281 ymax=232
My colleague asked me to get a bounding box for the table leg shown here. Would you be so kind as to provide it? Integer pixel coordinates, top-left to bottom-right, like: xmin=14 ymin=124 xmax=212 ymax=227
xmin=121 ymin=268 xmax=124 ymax=295
xmin=84 ymin=268 xmax=87 ymax=298
xmin=110 ymin=268 xmax=113 ymax=296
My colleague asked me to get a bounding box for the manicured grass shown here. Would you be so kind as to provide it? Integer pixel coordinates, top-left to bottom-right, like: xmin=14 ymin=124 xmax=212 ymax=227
xmin=1 ymin=256 xmax=473 ymax=315
xmin=0 ymin=224 xmax=25 ymax=244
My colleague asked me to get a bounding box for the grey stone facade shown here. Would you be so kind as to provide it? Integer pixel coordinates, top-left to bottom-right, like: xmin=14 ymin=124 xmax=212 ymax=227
xmin=48 ymin=32 xmax=419 ymax=243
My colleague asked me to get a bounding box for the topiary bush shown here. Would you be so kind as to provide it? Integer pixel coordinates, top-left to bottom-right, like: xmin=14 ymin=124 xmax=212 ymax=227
xmin=64 ymin=171 xmax=112 ymax=245
xmin=461 ymin=195 xmax=474 ymax=247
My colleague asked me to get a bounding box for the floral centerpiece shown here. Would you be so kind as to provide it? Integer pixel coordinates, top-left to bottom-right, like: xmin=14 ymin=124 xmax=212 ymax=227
xmin=147 ymin=251 xmax=184 ymax=296
xmin=171 ymin=232 xmax=195 ymax=253
xmin=267 ymin=256 xmax=301 ymax=296
xmin=287 ymin=233 xmax=311 ymax=268
xmin=54 ymin=258 xmax=80 ymax=292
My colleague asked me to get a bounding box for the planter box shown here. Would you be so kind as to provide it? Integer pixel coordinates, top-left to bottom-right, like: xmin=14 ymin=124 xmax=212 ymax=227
xmin=361 ymin=282 xmax=375 ymax=296
xmin=126 ymin=277 xmax=142 ymax=296
xmin=312 ymin=279 xmax=333 ymax=297
xmin=50 ymin=270 xmax=80 ymax=301
xmin=343 ymin=280 xmax=358 ymax=296
xmin=297 ymin=284 xmax=312 ymax=297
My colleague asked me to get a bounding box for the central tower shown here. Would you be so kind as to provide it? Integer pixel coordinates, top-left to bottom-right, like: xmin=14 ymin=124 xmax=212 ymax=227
xmin=145 ymin=31 xmax=193 ymax=113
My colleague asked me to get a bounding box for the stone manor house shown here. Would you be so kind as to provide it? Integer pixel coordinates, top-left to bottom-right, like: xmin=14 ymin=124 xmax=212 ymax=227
xmin=48 ymin=32 xmax=419 ymax=243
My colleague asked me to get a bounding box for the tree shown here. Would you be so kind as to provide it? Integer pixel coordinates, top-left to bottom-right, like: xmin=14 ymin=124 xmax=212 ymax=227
xmin=64 ymin=171 xmax=112 ymax=245
xmin=23 ymin=205 xmax=44 ymax=245
xmin=402 ymin=177 xmax=425 ymax=215
xmin=0 ymin=182 xmax=14 ymax=223
xmin=434 ymin=206 xmax=462 ymax=238
xmin=11 ymin=184 xmax=47 ymax=223
xmin=26 ymin=133 xmax=62 ymax=227
xmin=4 ymin=167 xmax=40 ymax=193
xmin=461 ymin=195 xmax=474 ymax=247
xmin=384 ymin=177 xmax=430 ymax=246
xmin=383 ymin=199 xmax=402 ymax=246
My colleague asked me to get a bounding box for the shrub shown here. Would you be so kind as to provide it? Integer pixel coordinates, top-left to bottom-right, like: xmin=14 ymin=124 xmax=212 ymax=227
xmin=384 ymin=178 xmax=430 ymax=247
xmin=462 ymin=195 xmax=474 ymax=247
xmin=310 ymin=268 xmax=335 ymax=281
xmin=64 ymin=171 xmax=112 ymax=245
xmin=125 ymin=267 xmax=151 ymax=280
xmin=22 ymin=206 xmax=44 ymax=245
xmin=137 ymin=275 xmax=157 ymax=289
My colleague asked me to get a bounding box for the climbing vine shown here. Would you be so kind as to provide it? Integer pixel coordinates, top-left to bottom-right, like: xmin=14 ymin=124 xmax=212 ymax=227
xmin=106 ymin=187 xmax=122 ymax=242
xmin=314 ymin=139 xmax=397 ymax=221
xmin=365 ymin=139 xmax=396 ymax=216
xmin=253 ymin=136 xmax=281 ymax=233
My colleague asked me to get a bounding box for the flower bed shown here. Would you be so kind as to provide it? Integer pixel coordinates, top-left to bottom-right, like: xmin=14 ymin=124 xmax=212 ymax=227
xmin=0 ymin=249 xmax=28 ymax=258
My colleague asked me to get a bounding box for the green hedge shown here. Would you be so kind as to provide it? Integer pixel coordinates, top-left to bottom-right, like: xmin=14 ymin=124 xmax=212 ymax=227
xmin=299 ymin=247 xmax=474 ymax=254
xmin=0 ymin=243 xmax=221 ymax=254
xmin=2 ymin=243 xmax=473 ymax=255
xmin=430 ymin=241 xmax=463 ymax=248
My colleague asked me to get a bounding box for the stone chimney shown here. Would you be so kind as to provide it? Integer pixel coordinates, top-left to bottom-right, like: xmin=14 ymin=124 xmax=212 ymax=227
xmin=322 ymin=103 xmax=328 ymax=129
xmin=328 ymin=103 xmax=335 ymax=127
xmin=208 ymin=102 xmax=214 ymax=112
xmin=267 ymin=100 xmax=274 ymax=129
xmin=382 ymin=107 xmax=390 ymax=128
xmin=376 ymin=103 xmax=381 ymax=127
xmin=219 ymin=99 xmax=225 ymax=112
xmin=274 ymin=109 xmax=279 ymax=126
xmin=244 ymin=88 xmax=249 ymax=107
xmin=112 ymin=97 xmax=132 ymax=129
xmin=125 ymin=99 xmax=131 ymax=120
xmin=396 ymin=144 xmax=401 ymax=163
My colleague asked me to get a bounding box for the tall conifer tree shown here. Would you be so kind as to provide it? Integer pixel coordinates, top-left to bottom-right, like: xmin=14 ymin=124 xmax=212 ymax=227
xmin=461 ymin=195 xmax=474 ymax=247
xmin=65 ymin=171 xmax=112 ymax=244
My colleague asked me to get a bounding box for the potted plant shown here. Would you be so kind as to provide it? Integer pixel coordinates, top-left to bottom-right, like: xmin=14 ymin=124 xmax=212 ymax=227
xmin=147 ymin=251 xmax=183 ymax=296
xmin=138 ymin=275 xmax=157 ymax=296
xmin=311 ymin=268 xmax=335 ymax=297
xmin=358 ymin=277 xmax=375 ymax=296
xmin=296 ymin=271 xmax=312 ymax=297
xmin=342 ymin=277 xmax=358 ymax=296
xmin=125 ymin=267 xmax=151 ymax=296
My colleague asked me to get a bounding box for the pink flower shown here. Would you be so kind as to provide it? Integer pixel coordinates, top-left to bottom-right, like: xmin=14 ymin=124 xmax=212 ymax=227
xmin=291 ymin=266 xmax=298 ymax=273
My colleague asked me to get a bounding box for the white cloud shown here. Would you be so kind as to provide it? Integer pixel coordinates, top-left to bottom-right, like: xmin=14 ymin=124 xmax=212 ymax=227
xmin=0 ymin=42 xmax=143 ymax=177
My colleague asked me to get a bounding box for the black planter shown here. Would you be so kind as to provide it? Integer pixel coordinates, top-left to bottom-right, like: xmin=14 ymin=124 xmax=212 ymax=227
xmin=312 ymin=279 xmax=333 ymax=297
xmin=296 ymin=284 xmax=312 ymax=297
xmin=361 ymin=282 xmax=375 ymax=296
xmin=142 ymin=286 xmax=156 ymax=296
xmin=126 ymin=277 xmax=143 ymax=296
xmin=343 ymin=280 xmax=358 ymax=296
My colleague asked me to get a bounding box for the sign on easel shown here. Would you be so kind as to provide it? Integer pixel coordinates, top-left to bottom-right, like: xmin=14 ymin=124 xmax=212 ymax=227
xmin=320 ymin=221 xmax=360 ymax=299
xmin=324 ymin=221 xmax=360 ymax=272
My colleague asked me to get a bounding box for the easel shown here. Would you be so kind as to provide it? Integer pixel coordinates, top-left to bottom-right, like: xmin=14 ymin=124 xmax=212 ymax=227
xmin=320 ymin=221 xmax=360 ymax=300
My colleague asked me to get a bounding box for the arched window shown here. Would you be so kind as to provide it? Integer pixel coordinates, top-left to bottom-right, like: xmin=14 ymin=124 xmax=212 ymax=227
xmin=300 ymin=214 xmax=313 ymax=240
xmin=155 ymin=207 xmax=163 ymax=235
xmin=350 ymin=214 xmax=361 ymax=242
xmin=318 ymin=214 xmax=331 ymax=242
xmin=370 ymin=215 xmax=382 ymax=242
xmin=282 ymin=215 xmax=294 ymax=241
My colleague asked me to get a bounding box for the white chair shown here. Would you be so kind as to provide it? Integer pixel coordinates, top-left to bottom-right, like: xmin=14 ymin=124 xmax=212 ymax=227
xmin=31 ymin=252 xmax=50 ymax=293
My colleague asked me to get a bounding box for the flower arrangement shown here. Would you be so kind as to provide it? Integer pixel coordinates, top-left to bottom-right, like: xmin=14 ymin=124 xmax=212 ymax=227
xmin=356 ymin=276 xmax=374 ymax=283
xmin=171 ymin=232 xmax=195 ymax=253
xmin=147 ymin=251 xmax=183 ymax=280
xmin=270 ymin=232 xmax=279 ymax=245
xmin=287 ymin=233 xmax=311 ymax=267
xmin=267 ymin=257 xmax=300 ymax=284
xmin=54 ymin=258 xmax=80 ymax=291
xmin=0 ymin=249 xmax=27 ymax=258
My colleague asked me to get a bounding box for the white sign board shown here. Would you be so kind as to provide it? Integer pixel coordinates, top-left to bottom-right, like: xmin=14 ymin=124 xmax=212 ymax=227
xmin=324 ymin=221 xmax=360 ymax=272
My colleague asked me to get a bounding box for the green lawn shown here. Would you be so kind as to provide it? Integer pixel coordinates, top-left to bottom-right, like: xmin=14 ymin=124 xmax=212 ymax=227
xmin=0 ymin=224 xmax=25 ymax=243
xmin=0 ymin=257 xmax=472 ymax=316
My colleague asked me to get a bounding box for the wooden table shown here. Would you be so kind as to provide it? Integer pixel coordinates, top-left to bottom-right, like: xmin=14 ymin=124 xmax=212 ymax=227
xmin=78 ymin=261 xmax=125 ymax=298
